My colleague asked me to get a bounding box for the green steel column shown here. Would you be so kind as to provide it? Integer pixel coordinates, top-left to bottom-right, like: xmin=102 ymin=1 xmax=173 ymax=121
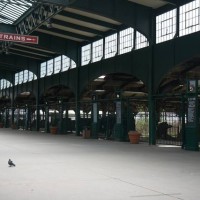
xmin=185 ymin=80 xmax=199 ymax=151
xmin=148 ymin=44 xmax=156 ymax=145
xmin=45 ymin=103 xmax=50 ymax=133
xmin=91 ymin=94 xmax=99 ymax=139
xmin=181 ymin=95 xmax=186 ymax=149
xmin=113 ymin=91 xmax=126 ymax=141
xmin=5 ymin=108 xmax=9 ymax=128
xmin=75 ymin=99 xmax=81 ymax=136
xmin=25 ymin=106 xmax=30 ymax=130
xmin=11 ymin=80 xmax=14 ymax=126
xmin=36 ymin=102 xmax=40 ymax=131
xmin=16 ymin=108 xmax=19 ymax=129
xmin=36 ymin=64 xmax=40 ymax=132
xmin=75 ymin=47 xmax=81 ymax=136
xmin=58 ymin=99 xmax=64 ymax=134
xmin=149 ymin=96 xmax=156 ymax=145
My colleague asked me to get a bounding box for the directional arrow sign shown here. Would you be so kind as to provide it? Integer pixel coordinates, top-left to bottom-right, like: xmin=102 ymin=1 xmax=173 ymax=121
xmin=0 ymin=32 xmax=39 ymax=44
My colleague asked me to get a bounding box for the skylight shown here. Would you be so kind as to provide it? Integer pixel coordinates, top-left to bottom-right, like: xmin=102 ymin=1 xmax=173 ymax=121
xmin=0 ymin=0 xmax=33 ymax=24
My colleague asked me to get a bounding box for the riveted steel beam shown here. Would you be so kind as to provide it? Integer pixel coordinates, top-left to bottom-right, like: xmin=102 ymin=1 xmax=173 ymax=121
xmin=16 ymin=4 xmax=63 ymax=35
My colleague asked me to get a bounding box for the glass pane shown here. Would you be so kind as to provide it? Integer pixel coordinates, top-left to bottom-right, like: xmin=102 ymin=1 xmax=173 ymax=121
xmin=92 ymin=39 xmax=103 ymax=62
xmin=119 ymin=28 xmax=134 ymax=54
xmin=105 ymin=33 xmax=117 ymax=59
xmin=54 ymin=56 xmax=61 ymax=74
xmin=81 ymin=44 xmax=91 ymax=66
xmin=47 ymin=59 xmax=53 ymax=76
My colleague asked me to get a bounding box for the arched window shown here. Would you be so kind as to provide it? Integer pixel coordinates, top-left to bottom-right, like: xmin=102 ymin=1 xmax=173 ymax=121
xmin=81 ymin=27 xmax=149 ymax=66
xmin=0 ymin=79 xmax=12 ymax=89
xmin=135 ymin=31 xmax=149 ymax=49
xmin=40 ymin=55 xmax=76 ymax=78
xmin=15 ymin=70 xmax=37 ymax=85
xmin=40 ymin=62 xmax=46 ymax=78
xmin=54 ymin=56 xmax=61 ymax=74
xmin=47 ymin=59 xmax=53 ymax=76
xmin=62 ymin=55 xmax=70 ymax=71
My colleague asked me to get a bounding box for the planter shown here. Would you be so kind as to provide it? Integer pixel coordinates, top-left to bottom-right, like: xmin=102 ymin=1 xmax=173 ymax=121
xmin=0 ymin=123 xmax=4 ymax=128
xmin=82 ymin=129 xmax=90 ymax=139
xmin=11 ymin=124 xmax=17 ymax=129
xmin=50 ymin=126 xmax=58 ymax=134
xmin=128 ymin=131 xmax=140 ymax=144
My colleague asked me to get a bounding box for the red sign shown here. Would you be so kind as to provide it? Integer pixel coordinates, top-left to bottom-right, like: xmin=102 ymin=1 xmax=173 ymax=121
xmin=0 ymin=32 xmax=39 ymax=44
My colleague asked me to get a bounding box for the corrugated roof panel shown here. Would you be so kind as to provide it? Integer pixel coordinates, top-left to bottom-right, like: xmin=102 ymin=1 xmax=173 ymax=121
xmin=0 ymin=0 xmax=32 ymax=24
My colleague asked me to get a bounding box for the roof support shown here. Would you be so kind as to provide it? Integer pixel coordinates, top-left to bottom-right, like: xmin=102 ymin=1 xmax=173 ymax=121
xmin=70 ymin=0 xmax=152 ymax=41
xmin=16 ymin=4 xmax=63 ymax=35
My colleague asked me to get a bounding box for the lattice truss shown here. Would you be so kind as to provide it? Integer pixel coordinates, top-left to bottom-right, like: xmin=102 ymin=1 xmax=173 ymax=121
xmin=16 ymin=3 xmax=63 ymax=34
xmin=0 ymin=0 xmax=64 ymax=34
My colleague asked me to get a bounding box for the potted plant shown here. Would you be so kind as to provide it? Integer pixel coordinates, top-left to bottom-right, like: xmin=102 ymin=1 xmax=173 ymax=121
xmin=127 ymin=110 xmax=140 ymax=144
xmin=128 ymin=131 xmax=141 ymax=144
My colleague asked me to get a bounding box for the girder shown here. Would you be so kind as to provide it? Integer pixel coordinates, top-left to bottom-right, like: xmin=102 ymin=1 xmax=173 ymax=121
xmin=16 ymin=4 xmax=63 ymax=35
xmin=0 ymin=0 xmax=76 ymax=7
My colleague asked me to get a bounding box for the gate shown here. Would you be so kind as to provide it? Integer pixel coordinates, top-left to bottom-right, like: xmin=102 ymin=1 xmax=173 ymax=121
xmin=155 ymin=96 xmax=183 ymax=146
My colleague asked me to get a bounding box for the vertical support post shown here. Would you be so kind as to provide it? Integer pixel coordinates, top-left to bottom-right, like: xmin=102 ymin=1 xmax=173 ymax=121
xmin=185 ymin=79 xmax=199 ymax=151
xmin=181 ymin=95 xmax=186 ymax=149
xmin=5 ymin=108 xmax=9 ymax=128
xmin=11 ymin=75 xmax=15 ymax=126
xmin=36 ymin=64 xmax=40 ymax=132
xmin=75 ymin=100 xmax=81 ymax=136
xmin=114 ymin=90 xmax=127 ymax=141
xmin=148 ymin=10 xmax=156 ymax=145
xmin=36 ymin=101 xmax=40 ymax=131
xmin=91 ymin=94 xmax=98 ymax=139
xmin=148 ymin=44 xmax=156 ymax=145
xmin=16 ymin=107 xmax=19 ymax=129
xmin=58 ymin=99 xmax=63 ymax=134
xmin=25 ymin=105 xmax=30 ymax=130
xmin=75 ymin=47 xmax=81 ymax=136
xmin=45 ymin=102 xmax=50 ymax=133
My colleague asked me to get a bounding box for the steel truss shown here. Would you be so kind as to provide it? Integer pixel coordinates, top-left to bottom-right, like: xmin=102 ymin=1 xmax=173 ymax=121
xmin=16 ymin=4 xmax=63 ymax=35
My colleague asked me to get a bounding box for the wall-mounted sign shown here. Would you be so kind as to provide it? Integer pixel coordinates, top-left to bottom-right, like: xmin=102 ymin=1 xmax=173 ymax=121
xmin=188 ymin=80 xmax=196 ymax=93
xmin=93 ymin=103 xmax=97 ymax=123
xmin=0 ymin=32 xmax=39 ymax=44
xmin=187 ymin=97 xmax=196 ymax=124
xmin=116 ymin=101 xmax=121 ymax=124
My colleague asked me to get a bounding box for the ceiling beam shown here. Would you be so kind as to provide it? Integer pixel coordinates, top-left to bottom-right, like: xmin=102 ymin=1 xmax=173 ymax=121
xmin=14 ymin=43 xmax=56 ymax=54
xmin=51 ymin=18 xmax=104 ymax=36
xmin=9 ymin=50 xmax=46 ymax=61
xmin=161 ymin=0 xmax=178 ymax=6
xmin=70 ymin=0 xmax=152 ymax=40
xmin=59 ymin=10 xmax=119 ymax=30
xmin=39 ymin=25 xmax=92 ymax=41
xmin=10 ymin=45 xmax=55 ymax=58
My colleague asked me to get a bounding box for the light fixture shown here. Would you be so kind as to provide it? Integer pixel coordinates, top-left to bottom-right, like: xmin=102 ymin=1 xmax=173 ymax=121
xmin=46 ymin=19 xmax=53 ymax=28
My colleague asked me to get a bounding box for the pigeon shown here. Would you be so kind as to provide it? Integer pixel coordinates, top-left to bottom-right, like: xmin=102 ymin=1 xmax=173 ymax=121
xmin=8 ymin=159 xmax=16 ymax=167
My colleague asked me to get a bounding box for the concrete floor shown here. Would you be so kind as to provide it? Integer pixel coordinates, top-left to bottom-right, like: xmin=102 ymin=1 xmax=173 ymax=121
xmin=0 ymin=129 xmax=200 ymax=200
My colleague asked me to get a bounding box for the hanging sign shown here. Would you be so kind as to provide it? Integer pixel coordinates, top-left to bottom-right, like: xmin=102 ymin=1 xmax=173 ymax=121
xmin=0 ymin=32 xmax=39 ymax=44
